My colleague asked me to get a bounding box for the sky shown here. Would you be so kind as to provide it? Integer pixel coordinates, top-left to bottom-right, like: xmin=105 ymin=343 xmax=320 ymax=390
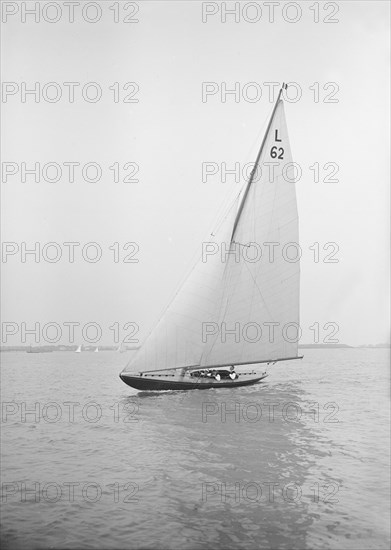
xmin=1 ymin=0 xmax=390 ymax=347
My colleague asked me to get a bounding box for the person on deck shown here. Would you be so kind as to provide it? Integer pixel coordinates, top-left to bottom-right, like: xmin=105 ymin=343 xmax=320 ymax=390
xmin=229 ymin=366 xmax=238 ymax=380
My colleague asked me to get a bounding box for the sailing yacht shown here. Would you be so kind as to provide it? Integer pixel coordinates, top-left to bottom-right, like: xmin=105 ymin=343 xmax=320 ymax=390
xmin=120 ymin=83 xmax=302 ymax=391
xmin=75 ymin=345 xmax=82 ymax=353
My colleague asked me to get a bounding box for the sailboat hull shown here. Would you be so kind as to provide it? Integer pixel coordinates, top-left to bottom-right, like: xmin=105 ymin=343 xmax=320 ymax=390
xmin=119 ymin=372 xmax=268 ymax=391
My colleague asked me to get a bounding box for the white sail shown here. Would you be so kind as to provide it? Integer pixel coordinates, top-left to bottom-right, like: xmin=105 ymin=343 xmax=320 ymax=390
xmin=123 ymin=198 xmax=240 ymax=373
xmin=123 ymin=96 xmax=299 ymax=374
xmin=75 ymin=345 xmax=82 ymax=353
xmin=201 ymin=100 xmax=299 ymax=367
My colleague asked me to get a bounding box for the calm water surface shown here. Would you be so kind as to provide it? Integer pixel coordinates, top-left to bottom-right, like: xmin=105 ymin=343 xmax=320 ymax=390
xmin=1 ymin=349 xmax=390 ymax=549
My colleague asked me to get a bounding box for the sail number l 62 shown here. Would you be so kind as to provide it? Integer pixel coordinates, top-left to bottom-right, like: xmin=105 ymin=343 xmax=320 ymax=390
xmin=270 ymin=146 xmax=284 ymax=160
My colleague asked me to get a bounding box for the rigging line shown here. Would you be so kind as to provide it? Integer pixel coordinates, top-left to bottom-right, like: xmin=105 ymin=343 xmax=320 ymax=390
xmin=210 ymin=160 xmax=249 ymax=232
xmin=246 ymin=112 xmax=270 ymax=161
xmin=210 ymin=110 xmax=270 ymax=235
xmin=204 ymin=99 xmax=272 ymax=236
xmin=209 ymin=166 xmax=248 ymax=234
xmin=210 ymin=102 xmax=274 ymax=237
xmin=211 ymin=191 xmax=241 ymax=236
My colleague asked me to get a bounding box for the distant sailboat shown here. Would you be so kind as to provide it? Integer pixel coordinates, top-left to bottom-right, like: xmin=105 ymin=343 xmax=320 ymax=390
xmin=94 ymin=347 xmax=99 ymax=352
xmin=26 ymin=345 xmax=52 ymax=353
xmin=75 ymin=345 xmax=82 ymax=353
xmin=120 ymin=83 xmax=302 ymax=391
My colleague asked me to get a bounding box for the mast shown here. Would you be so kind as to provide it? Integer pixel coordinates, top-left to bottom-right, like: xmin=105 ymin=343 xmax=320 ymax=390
xmin=231 ymin=82 xmax=287 ymax=241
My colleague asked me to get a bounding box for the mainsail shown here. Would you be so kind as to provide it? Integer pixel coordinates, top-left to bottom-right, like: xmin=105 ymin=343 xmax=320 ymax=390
xmin=123 ymin=88 xmax=299 ymax=375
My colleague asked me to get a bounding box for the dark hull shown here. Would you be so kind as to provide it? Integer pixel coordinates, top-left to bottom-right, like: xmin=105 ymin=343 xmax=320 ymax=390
xmin=119 ymin=372 xmax=268 ymax=391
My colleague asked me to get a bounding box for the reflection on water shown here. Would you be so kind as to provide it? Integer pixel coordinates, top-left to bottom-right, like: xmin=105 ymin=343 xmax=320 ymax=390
xmin=1 ymin=349 xmax=390 ymax=549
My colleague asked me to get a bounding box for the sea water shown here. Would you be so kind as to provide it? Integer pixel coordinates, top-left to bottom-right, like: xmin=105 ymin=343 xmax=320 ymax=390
xmin=1 ymin=348 xmax=390 ymax=549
